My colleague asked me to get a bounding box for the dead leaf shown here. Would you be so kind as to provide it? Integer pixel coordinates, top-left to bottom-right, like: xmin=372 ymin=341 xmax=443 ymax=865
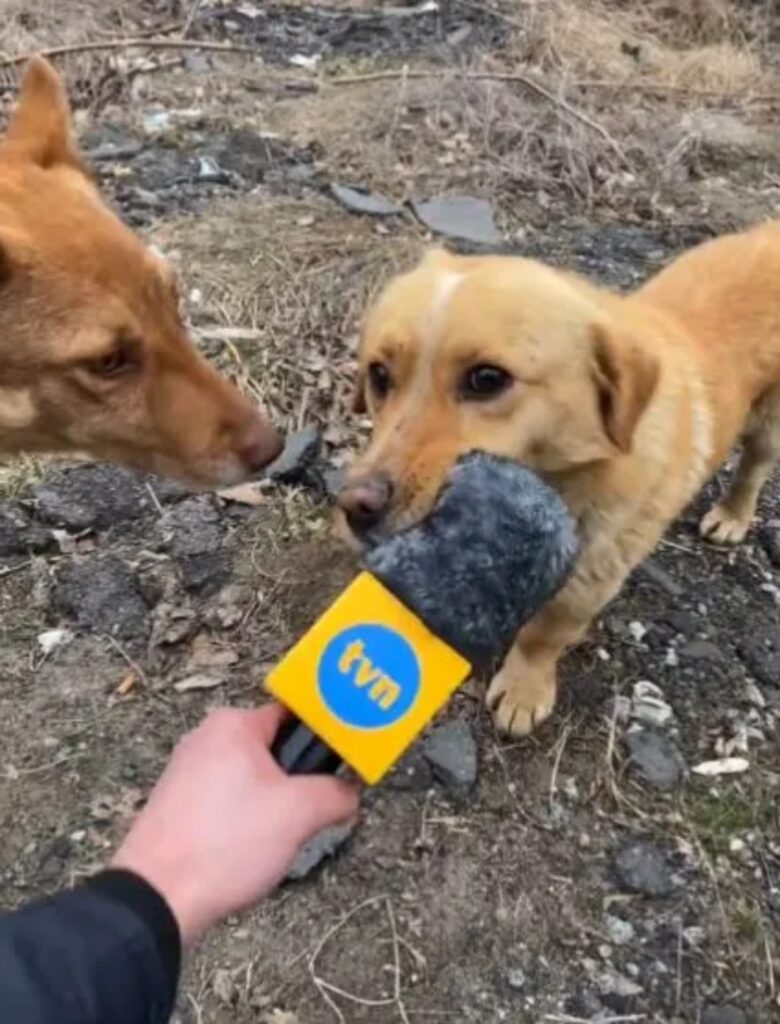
xmin=174 ymin=672 xmax=227 ymax=693
xmin=217 ymin=482 xmax=266 ymax=507
xmin=692 ymin=757 xmax=749 ymax=776
xmin=184 ymin=634 xmax=240 ymax=672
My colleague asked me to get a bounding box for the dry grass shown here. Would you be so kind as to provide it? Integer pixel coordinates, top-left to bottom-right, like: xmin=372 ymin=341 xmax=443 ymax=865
xmin=518 ymin=0 xmax=774 ymax=93
xmin=152 ymin=196 xmax=421 ymax=451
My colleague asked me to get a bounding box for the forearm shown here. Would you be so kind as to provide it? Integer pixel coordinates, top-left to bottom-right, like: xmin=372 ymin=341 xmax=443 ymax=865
xmin=0 ymin=869 xmax=181 ymax=1024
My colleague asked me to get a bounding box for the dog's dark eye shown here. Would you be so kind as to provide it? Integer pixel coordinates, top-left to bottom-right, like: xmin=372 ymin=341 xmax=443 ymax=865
xmin=85 ymin=336 xmax=140 ymax=379
xmin=460 ymin=364 xmax=513 ymax=401
xmin=368 ymin=361 xmax=392 ymax=400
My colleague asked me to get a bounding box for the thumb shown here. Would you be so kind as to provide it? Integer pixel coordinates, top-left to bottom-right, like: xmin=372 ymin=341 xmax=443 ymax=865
xmin=289 ymin=775 xmax=362 ymax=838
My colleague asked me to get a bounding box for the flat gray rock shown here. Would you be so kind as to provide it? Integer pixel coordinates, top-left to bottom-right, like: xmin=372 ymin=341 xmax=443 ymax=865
xmin=626 ymin=728 xmax=685 ymax=791
xmin=423 ymin=720 xmax=478 ymax=790
xmin=287 ymin=821 xmax=355 ymax=880
xmin=613 ymin=839 xmax=674 ymax=896
xmin=330 ymin=183 xmax=401 ymax=216
xmin=411 ymin=195 xmax=500 ymax=245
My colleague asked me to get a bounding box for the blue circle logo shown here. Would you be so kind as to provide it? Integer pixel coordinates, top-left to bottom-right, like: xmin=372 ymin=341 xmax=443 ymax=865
xmin=318 ymin=624 xmax=420 ymax=729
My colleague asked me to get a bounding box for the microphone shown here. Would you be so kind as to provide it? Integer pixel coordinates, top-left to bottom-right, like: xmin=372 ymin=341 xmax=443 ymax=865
xmin=267 ymin=452 xmax=579 ymax=784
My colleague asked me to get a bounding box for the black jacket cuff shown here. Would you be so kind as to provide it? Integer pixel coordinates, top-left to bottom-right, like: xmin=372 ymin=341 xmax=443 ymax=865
xmin=85 ymin=868 xmax=181 ymax=999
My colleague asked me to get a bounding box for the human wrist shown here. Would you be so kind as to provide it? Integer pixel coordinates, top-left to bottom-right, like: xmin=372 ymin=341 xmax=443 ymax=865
xmin=110 ymin=845 xmax=211 ymax=948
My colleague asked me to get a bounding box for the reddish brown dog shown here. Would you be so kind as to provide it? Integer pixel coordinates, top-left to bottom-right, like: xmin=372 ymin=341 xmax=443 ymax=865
xmin=339 ymin=233 xmax=780 ymax=736
xmin=0 ymin=57 xmax=280 ymax=485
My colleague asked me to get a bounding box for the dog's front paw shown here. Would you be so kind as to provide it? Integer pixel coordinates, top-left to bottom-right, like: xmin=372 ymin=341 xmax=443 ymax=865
xmin=700 ymin=504 xmax=752 ymax=545
xmin=486 ymin=651 xmax=557 ymax=736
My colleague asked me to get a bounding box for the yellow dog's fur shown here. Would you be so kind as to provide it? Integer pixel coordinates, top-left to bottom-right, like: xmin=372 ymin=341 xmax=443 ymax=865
xmin=340 ymin=226 xmax=780 ymax=735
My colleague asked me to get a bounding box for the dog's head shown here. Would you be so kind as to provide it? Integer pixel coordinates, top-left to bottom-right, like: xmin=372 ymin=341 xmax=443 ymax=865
xmin=338 ymin=247 xmax=658 ymax=543
xmin=0 ymin=57 xmax=281 ymax=486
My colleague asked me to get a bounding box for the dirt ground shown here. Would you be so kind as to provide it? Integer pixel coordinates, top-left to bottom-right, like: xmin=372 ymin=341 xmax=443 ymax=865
xmin=1 ymin=1 xmax=779 ymax=1022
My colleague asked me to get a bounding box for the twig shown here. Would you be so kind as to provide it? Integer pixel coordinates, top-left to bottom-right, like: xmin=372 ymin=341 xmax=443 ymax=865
xmin=0 ymin=38 xmax=261 ymax=70
xmin=0 ymin=559 xmax=32 ymax=580
xmin=181 ymin=0 xmax=205 ymax=40
xmin=103 ymin=633 xmax=151 ymax=688
xmin=144 ymin=482 xmax=164 ymax=516
xmin=102 ymin=633 xmax=177 ymax=712
xmin=329 ymin=68 xmax=627 ymax=162
xmin=548 ymin=719 xmax=572 ymax=809
xmin=13 ymin=751 xmax=84 ymax=777
xmin=574 ymin=78 xmax=778 ymax=104
xmin=309 ymin=895 xmax=405 ymax=1023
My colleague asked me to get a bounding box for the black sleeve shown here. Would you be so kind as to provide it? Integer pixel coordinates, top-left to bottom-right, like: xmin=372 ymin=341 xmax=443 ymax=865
xmin=0 ymin=868 xmax=181 ymax=1024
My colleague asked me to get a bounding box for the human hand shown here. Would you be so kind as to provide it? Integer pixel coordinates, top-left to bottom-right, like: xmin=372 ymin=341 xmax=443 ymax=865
xmin=111 ymin=704 xmax=360 ymax=947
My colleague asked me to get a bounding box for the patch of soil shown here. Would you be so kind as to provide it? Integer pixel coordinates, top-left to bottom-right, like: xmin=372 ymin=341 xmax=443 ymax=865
xmin=195 ymin=0 xmax=508 ymax=65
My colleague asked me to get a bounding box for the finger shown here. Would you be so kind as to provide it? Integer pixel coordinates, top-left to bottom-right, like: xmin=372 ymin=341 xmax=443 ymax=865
xmin=252 ymin=701 xmax=288 ymax=746
xmin=290 ymin=775 xmax=362 ymax=837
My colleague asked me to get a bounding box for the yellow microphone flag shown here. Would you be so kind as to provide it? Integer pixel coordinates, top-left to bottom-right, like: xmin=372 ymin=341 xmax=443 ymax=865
xmin=265 ymin=571 xmax=471 ymax=784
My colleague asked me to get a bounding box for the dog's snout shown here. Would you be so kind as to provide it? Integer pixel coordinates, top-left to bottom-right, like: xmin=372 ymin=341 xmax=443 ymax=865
xmin=235 ymin=415 xmax=283 ymax=473
xmin=338 ymin=473 xmax=394 ymax=533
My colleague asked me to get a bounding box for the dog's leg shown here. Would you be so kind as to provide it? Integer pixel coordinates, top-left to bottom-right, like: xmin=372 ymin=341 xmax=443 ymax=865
xmin=701 ymin=386 xmax=780 ymax=545
xmin=486 ymin=535 xmax=631 ymax=736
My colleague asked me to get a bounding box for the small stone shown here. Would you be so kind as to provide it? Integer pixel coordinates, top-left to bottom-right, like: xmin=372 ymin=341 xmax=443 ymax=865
xmin=0 ymin=504 xmax=52 ymax=556
xmin=625 ymin=729 xmax=685 ymax=791
xmin=729 ymin=837 xmax=745 ymax=854
xmin=329 ymin=183 xmax=401 ymax=217
xmin=596 ymin=969 xmax=643 ymax=998
xmin=680 ymin=639 xmax=724 ymax=662
xmin=632 ymin=699 xmax=674 ymax=729
xmin=287 ymin=821 xmax=355 ymax=881
xmin=505 ymin=967 xmax=526 ymax=991
xmin=604 ymin=915 xmax=636 ymax=945
xmin=683 ymin=925 xmax=706 ymax=947
xmin=738 ymin=626 xmax=780 ymax=689
xmin=266 ymin=426 xmax=322 ymax=485
xmin=701 ymin=1005 xmax=748 ymax=1024
xmin=423 ymin=720 xmax=477 ymax=790
xmin=743 ymin=680 xmax=766 ymax=708
xmin=628 ymin=621 xmax=647 ymax=642
xmin=632 ymin=680 xmax=664 ymax=702
xmin=196 ymin=155 xmax=230 ymax=184
xmin=613 ymin=839 xmax=674 ymax=896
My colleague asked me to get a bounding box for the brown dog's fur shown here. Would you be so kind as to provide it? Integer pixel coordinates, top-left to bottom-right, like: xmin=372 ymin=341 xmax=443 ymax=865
xmin=0 ymin=58 xmax=281 ymax=485
xmin=340 ymin=226 xmax=780 ymax=735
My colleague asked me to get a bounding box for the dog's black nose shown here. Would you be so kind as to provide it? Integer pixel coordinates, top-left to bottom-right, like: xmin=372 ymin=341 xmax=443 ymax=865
xmin=338 ymin=472 xmax=394 ymax=533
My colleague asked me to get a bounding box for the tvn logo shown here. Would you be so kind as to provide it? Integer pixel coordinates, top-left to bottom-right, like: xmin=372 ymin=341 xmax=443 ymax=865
xmin=318 ymin=624 xmax=421 ymax=729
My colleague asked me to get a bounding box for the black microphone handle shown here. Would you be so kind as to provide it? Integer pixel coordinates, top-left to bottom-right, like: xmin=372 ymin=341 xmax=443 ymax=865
xmin=271 ymin=714 xmax=344 ymax=775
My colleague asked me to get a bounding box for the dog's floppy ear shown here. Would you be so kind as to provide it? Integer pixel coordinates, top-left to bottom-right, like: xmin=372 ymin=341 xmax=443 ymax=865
xmin=590 ymin=322 xmax=659 ymax=453
xmin=4 ymin=57 xmax=86 ymax=172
